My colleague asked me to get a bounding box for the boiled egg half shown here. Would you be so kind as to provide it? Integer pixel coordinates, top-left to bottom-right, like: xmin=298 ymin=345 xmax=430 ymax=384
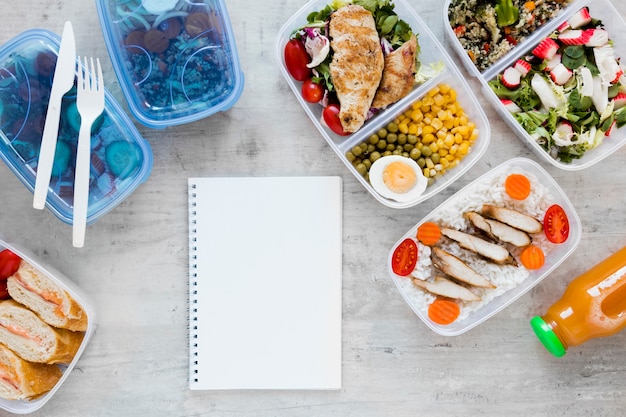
xmin=368 ymin=155 xmax=427 ymax=202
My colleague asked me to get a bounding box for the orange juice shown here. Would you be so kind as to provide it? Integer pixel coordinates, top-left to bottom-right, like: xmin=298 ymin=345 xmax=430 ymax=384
xmin=531 ymin=246 xmax=626 ymax=357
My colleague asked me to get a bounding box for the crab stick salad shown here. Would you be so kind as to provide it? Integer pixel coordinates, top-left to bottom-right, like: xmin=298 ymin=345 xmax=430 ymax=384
xmin=489 ymin=7 xmax=626 ymax=163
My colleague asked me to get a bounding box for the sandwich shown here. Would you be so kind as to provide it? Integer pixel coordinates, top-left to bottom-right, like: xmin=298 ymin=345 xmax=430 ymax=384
xmin=0 ymin=343 xmax=62 ymax=400
xmin=0 ymin=300 xmax=83 ymax=364
xmin=7 ymin=260 xmax=88 ymax=332
xmin=329 ymin=4 xmax=384 ymax=133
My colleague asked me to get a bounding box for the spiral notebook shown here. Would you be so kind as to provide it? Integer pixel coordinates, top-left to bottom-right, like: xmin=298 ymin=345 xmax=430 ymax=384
xmin=188 ymin=176 xmax=342 ymax=390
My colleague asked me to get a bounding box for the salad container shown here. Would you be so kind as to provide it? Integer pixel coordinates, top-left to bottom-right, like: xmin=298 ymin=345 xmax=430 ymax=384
xmin=96 ymin=0 xmax=244 ymax=128
xmin=444 ymin=0 xmax=626 ymax=170
xmin=0 ymin=238 xmax=97 ymax=414
xmin=388 ymin=157 xmax=582 ymax=336
xmin=276 ymin=0 xmax=490 ymax=209
xmin=0 ymin=29 xmax=153 ymax=225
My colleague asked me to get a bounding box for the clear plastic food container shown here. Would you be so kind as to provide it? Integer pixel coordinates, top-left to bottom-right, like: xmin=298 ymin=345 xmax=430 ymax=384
xmin=388 ymin=157 xmax=582 ymax=336
xmin=275 ymin=0 xmax=490 ymax=209
xmin=444 ymin=0 xmax=626 ymax=170
xmin=0 ymin=238 xmax=96 ymax=414
xmin=96 ymin=0 xmax=244 ymax=128
xmin=0 ymin=29 xmax=153 ymax=225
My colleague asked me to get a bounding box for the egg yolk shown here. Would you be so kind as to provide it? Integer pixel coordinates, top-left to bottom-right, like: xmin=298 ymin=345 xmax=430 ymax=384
xmin=382 ymin=161 xmax=417 ymax=194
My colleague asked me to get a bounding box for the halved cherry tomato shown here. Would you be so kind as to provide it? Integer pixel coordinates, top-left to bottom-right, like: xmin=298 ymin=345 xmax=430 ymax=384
xmin=302 ymin=79 xmax=324 ymax=103
xmin=544 ymin=204 xmax=569 ymax=244
xmin=391 ymin=238 xmax=418 ymax=276
xmin=284 ymin=39 xmax=311 ymax=81
xmin=322 ymin=103 xmax=350 ymax=136
xmin=0 ymin=249 xmax=21 ymax=280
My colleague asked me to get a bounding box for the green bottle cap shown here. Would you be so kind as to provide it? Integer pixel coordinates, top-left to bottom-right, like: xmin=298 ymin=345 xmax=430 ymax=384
xmin=530 ymin=316 xmax=566 ymax=357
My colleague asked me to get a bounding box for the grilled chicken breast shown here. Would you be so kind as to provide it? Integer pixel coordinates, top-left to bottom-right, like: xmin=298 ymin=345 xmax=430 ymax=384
xmin=431 ymin=247 xmax=496 ymax=289
xmin=329 ymin=5 xmax=384 ymax=133
xmin=441 ymin=227 xmax=516 ymax=265
xmin=412 ymin=275 xmax=481 ymax=302
xmin=465 ymin=211 xmax=532 ymax=248
xmin=481 ymin=205 xmax=543 ymax=234
xmin=371 ymin=34 xmax=418 ymax=109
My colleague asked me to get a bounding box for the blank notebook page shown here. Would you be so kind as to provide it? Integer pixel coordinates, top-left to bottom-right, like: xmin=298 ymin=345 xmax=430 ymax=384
xmin=188 ymin=176 xmax=342 ymax=390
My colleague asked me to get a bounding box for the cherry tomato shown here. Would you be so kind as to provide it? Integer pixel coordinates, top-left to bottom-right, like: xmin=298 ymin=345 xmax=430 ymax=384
xmin=284 ymin=39 xmax=311 ymax=81
xmin=391 ymin=238 xmax=418 ymax=276
xmin=322 ymin=103 xmax=350 ymax=136
xmin=0 ymin=249 xmax=21 ymax=280
xmin=302 ymin=79 xmax=324 ymax=103
xmin=544 ymin=204 xmax=569 ymax=244
xmin=0 ymin=281 xmax=8 ymax=300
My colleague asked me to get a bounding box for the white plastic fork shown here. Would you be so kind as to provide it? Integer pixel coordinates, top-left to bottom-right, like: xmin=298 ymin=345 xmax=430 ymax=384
xmin=73 ymin=57 xmax=104 ymax=248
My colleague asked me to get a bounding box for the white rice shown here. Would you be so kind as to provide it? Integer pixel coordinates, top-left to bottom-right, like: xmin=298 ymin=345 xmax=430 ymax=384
xmin=397 ymin=168 xmax=558 ymax=322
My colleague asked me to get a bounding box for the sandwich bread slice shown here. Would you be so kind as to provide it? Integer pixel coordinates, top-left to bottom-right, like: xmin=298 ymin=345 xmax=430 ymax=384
xmin=0 ymin=343 xmax=62 ymax=400
xmin=0 ymin=300 xmax=83 ymax=364
xmin=7 ymin=261 xmax=87 ymax=331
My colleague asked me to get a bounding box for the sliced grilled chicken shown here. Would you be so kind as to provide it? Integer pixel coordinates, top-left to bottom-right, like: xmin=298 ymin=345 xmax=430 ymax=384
xmin=481 ymin=204 xmax=543 ymax=234
xmin=329 ymin=4 xmax=384 ymax=133
xmin=465 ymin=211 xmax=531 ymax=247
xmin=411 ymin=275 xmax=481 ymax=302
xmin=441 ymin=227 xmax=516 ymax=265
xmin=431 ymin=247 xmax=496 ymax=289
xmin=371 ymin=34 xmax=418 ymax=109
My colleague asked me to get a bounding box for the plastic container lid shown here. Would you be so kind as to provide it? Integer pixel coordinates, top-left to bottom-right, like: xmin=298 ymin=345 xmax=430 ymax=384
xmin=96 ymin=0 xmax=244 ymax=128
xmin=0 ymin=29 xmax=153 ymax=225
xmin=530 ymin=316 xmax=567 ymax=357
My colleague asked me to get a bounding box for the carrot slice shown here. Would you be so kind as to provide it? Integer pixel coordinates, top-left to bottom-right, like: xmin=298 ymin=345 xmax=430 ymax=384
xmin=417 ymin=222 xmax=441 ymax=246
xmin=428 ymin=299 xmax=460 ymax=325
xmin=505 ymin=174 xmax=531 ymax=200
xmin=520 ymin=245 xmax=545 ymax=270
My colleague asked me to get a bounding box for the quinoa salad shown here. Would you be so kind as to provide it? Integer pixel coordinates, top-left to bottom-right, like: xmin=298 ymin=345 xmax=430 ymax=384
xmin=448 ymin=0 xmax=575 ymax=72
xmin=393 ymin=165 xmax=566 ymax=325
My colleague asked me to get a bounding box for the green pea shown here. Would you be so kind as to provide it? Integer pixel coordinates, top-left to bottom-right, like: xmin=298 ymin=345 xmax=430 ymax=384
xmin=363 ymin=159 xmax=371 ymax=169
xmin=370 ymin=151 xmax=381 ymax=162
xmin=431 ymin=153 xmax=440 ymax=164
xmin=408 ymin=134 xmax=418 ymax=144
xmin=367 ymin=144 xmax=376 ymax=154
xmin=356 ymin=163 xmax=367 ymax=176
xmin=403 ymin=143 xmax=414 ymax=152
xmin=352 ymin=146 xmax=362 ymax=157
xmin=359 ymin=142 xmax=368 ymax=151
xmin=421 ymin=146 xmax=433 ymax=157
xmin=402 ymin=152 xmax=409 ymax=158
xmin=393 ymin=149 xmax=402 ymax=155
xmin=398 ymin=134 xmax=407 ymax=145
xmin=417 ymin=157 xmax=426 ymax=168
xmin=410 ymin=148 xmax=421 ymax=160
xmin=376 ymin=139 xmax=387 ymax=150
xmin=377 ymin=128 xmax=388 ymax=138
xmin=368 ymin=134 xmax=380 ymax=145
xmin=383 ymin=150 xmax=392 ymax=156
xmin=386 ymin=143 xmax=395 ymax=152
xmin=427 ymin=177 xmax=435 ymax=187
xmin=346 ymin=151 xmax=355 ymax=162
xmin=387 ymin=122 xmax=399 ymax=133
xmin=387 ymin=133 xmax=398 ymax=144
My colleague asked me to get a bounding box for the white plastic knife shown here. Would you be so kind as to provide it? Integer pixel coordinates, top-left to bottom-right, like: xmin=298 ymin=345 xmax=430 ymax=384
xmin=33 ymin=21 xmax=76 ymax=209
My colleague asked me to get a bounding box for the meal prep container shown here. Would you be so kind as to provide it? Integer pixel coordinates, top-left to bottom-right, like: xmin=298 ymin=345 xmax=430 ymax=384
xmin=276 ymin=0 xmax=490 ymax=209
xmin=444 ymin=0 xmax=626 ymax=170
xmin=388 ymin=157 xmax=582 ymax=336
xmin=0 ymin=238 xmax=96 ymax=414
xmin=96 ymin=0 xmax=244 ymax=128
xmin=0 ymin=29 xmax=153 ymax=225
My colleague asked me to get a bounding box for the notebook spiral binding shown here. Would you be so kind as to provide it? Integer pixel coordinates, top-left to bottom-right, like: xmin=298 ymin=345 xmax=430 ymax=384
xmin=188 ymin=182 xmax=199 ymax=384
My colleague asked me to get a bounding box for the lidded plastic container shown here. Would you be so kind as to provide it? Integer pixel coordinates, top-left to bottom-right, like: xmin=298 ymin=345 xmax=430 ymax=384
xmin=96 ymin=0 xmax=244 ymax=128
xmin=0 ymin=29 xmax=153 ymax=225
xmin=531 ymin=245 xmax=626 ymax=357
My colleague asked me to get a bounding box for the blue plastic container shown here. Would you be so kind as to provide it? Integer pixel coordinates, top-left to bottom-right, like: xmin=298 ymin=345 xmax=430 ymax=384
xmin=0 ymin=29 xmax=153 ymax=225
xmin=96 ymin=0 xmax=244 ymax=128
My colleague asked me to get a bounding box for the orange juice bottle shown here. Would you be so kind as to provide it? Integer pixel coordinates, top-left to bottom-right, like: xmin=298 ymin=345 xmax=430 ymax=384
xmin=531 ymin=246 xmax=626 ymax=357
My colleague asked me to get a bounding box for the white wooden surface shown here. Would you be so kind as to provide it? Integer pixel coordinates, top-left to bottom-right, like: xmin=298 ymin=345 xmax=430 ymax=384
xmin=1 ymin=1 xmax=626 ymax=416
